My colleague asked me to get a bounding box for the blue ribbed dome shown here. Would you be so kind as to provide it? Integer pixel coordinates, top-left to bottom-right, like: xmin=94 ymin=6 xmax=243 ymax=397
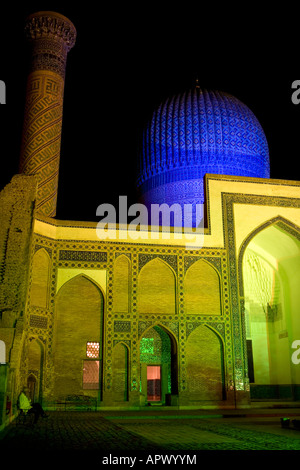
xmin=137 ymin=86 xmax=270 ymax=227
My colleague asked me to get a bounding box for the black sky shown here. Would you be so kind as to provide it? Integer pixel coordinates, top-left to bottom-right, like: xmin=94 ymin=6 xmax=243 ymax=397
xmin=1 ymin=4 xmax=300 ymax=222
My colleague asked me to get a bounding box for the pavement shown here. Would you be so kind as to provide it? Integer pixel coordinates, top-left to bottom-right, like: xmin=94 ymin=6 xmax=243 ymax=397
xmin=1 ymin=405 xmax=300 ymax=462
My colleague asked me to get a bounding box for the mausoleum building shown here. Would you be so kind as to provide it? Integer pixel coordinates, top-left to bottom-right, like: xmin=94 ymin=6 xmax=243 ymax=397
xmin=1 ymin=12 xmax=300 ymax=428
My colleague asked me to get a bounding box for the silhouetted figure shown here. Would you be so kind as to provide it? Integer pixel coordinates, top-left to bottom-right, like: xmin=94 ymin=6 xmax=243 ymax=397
xmin=18 ymin=389 xmax=49 ymax=423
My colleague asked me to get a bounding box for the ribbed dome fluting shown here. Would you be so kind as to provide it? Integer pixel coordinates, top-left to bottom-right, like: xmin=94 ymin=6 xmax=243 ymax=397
xmin=137 ymin=86 xmax=270 ymax=227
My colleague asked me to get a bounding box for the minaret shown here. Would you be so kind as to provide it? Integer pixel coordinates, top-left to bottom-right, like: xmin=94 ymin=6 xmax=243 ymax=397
xmin=19 ymin=11 xmax=76 ymax=217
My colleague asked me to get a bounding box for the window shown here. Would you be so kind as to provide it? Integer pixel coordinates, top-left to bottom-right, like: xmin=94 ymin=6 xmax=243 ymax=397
xmin=86 ymin=342 xmax=100 ymax=358
xmin=83 ymin=342 xmax=100 ymax=389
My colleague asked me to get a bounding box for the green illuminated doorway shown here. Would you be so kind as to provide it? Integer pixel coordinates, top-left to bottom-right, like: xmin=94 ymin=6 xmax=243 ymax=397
xmin=140 ymin=325 xmax=178 ymax=405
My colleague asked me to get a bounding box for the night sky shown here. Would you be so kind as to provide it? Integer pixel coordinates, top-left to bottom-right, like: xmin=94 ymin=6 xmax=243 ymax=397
xmin=1 ymin=4 xmax=299 ymax=222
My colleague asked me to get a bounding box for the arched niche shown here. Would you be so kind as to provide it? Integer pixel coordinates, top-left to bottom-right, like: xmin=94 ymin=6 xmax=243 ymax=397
xmin=137 ymin=258 xmax=176 ymax=314
xmin=184 ymin=259 xmax=221 ymax=315
xmin=113 ymin=255 xmax=130 ymax=313
xmin=139 ymin=324 xmax=178 ymax=404
xmin=27 ymin=338 xmax=44 ymax=402
xmin=54 ymin=275 xmax=104 ymax=398
xmin=186 ymin=325 xmax=225 ymax=401
xmin=239 ymin=218 xmax=300 ymax=398
xmin=30 ymin=248 xmax=51 ymax=308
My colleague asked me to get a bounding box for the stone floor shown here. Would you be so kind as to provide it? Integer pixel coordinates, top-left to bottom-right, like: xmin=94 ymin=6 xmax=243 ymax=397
xmin=1 ymin=407 xmax=300 ymax=462
xmin=108 ymin=409 xmax=300 ymax=451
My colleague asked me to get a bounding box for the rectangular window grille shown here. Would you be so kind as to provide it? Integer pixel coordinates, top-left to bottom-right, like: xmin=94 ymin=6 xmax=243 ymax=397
xmin=83 ymin=360 xmax=99 ymax=389
xmin=86 ymin=342 xmax=100 ymax=358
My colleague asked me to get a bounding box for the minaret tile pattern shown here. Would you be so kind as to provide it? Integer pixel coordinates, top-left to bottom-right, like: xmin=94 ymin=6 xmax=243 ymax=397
xmin=19 ymin=11 xmax=76 ymax=217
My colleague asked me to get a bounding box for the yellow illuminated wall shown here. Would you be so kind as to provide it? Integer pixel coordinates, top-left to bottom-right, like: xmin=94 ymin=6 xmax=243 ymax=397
xmin=242 ymin=223 xmax=300 ymax=393
xmin=2 ymin=174 xmax=300 ymax=414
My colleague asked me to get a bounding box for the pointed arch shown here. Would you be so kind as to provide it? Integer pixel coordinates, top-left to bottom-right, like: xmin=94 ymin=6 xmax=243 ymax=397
xmin=139 ymin=322 xmax=178 ymax=345
xmin=186 ymin=324 xmax=225 ymax=400
xmin=238 ymin=216 xmax=300 ymax=296
xmin=239 ymin=216 xmax=300 ymax=398
xmin=139 ymin=324 xmax=178 ymax=404
xmin=30 ymin=248 xmax=51 ymax=308
xmin=27 ymin=337 xmax=44 ymax=402
xmin=138 ymin=257 xmax=176 ymax=314
xmin=56 ymin=273 xmax=105 ymax=300
xmin=184 ymin=259 xmax=221 ymax=315
xmin=54 ymin=274 xmax=104 ymax=399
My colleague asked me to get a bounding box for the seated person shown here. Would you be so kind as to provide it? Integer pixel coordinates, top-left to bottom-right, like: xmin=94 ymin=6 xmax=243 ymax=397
xmin=18 ymin=388 xmax=48 ymax=423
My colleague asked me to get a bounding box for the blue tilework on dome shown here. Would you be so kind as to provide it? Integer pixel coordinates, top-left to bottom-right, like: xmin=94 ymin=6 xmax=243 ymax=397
xmin=137 ymin=87 xmax=270 ymax=227
xmin=137 ymin=87 xmax=269 ymax=186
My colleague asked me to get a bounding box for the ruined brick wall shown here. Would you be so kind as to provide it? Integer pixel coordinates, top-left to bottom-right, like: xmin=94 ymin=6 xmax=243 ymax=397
xmin=0 ymin=174 xmax=37 ymax=420
xmin=0 ymin=174 xmax=37 ymax=330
